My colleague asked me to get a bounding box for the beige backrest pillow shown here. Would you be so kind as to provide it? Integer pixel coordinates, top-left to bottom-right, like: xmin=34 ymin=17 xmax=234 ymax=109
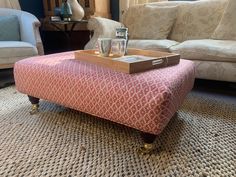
xmin=123 ymin=5 xmax=178 ymax=40
xmin=212 ymin=0 xmax=236 ymax=40
xmin=169 ymin=0 xmax=228 ymax=42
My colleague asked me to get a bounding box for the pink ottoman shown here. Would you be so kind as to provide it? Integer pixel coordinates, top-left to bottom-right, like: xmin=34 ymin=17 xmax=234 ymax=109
xmin=14 ymin=51 xmax=195 ymax=152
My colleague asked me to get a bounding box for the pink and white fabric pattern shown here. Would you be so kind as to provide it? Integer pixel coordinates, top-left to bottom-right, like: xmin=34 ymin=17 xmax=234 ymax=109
xmin=14 ymin=52 xmax=195 ymax=135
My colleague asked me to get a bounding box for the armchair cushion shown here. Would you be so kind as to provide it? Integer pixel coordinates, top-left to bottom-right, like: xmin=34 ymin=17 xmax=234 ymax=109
xmin=128 ymin=39 xmax=179 ymax=52
xmin=0 ymin=15 xmax=20 ymax=41
xmin=169 ymin=39 xmax=236 ymax=63
xmin=0 ymin=41 xmax=37 ymax=65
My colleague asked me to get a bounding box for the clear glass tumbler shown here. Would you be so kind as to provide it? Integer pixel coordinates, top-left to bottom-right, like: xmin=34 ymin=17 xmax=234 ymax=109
xmin=97 ymin=38 xmax=112 ymax=57
xmin=111 ymin=39 xmax=127 ymax=57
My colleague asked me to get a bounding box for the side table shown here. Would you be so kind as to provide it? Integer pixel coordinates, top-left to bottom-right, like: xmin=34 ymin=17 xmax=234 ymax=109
xmin=48 ymin=19 xmax=89 ymax=50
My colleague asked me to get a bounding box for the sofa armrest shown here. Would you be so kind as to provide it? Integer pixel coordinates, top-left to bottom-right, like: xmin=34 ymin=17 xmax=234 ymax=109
xmin=19 ymin=12 xmax=44 ymax=55
xmin=85 ymin=17 xmax=124 ymax=49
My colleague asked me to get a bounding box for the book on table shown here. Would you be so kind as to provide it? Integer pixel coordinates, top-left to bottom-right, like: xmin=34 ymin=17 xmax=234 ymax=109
xmin=74 ymin=48 xmax=180 ymax=74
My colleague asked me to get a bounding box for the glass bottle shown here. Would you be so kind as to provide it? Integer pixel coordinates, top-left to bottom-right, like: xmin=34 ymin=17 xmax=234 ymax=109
xmin=115 ymin=27 xmax=129 ymax=55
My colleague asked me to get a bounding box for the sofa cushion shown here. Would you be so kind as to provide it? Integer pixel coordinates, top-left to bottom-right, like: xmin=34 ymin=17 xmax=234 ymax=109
xmin=212 ymin=0 xmax=236 ymax=40
xmin=0 ymin=41 xmax=38 ymax=64
xmin=123 ymin=5 xmax=177 ymax=40
xmin=169 ymin=0 xmax=228 ymax=42
xmin=128 ymin=39 xmax=179 ymax=52
xmin=0 ymin=15 xmax=20 ymax=41
xmin=169 ymin=39 xmax=236 ymax=63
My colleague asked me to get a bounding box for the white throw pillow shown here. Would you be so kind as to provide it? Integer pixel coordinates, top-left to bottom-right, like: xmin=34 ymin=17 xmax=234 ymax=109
xmin=123 ymin=5 xmax=178 ymax=40
xmin=212 ymin=0 xmax=236 ymax=40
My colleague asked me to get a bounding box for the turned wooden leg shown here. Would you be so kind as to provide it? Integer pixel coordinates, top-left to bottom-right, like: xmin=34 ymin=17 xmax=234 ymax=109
xmin=28 ymin=95 xmax=40 ymax=115
xmin=139 ymin=132 xmax=157 ymax=155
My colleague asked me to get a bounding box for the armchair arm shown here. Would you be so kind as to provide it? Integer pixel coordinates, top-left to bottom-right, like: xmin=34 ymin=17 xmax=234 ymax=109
xmin=85 ymin=17 xmax=124 ymax=49
xmin=19 ymin=12 xmax=44 ymax=55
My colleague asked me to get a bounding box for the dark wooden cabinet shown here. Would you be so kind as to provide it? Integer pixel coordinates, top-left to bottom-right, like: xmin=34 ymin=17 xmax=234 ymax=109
xmin=41 ymin=30 xmax=90 ymax=54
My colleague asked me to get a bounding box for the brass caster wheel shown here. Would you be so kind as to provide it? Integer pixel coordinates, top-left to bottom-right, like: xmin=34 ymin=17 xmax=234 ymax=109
xmin=138 ymin=143 xmax=154 ymax=155
xmin=30 ymin=104 xmax=39 ymax=115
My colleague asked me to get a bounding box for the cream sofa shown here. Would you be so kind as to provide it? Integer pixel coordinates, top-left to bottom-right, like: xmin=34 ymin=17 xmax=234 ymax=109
xmin=0 ymin=4 xmax=44 ymax=69
xmin=85 ymin=0 xmax=236 ymax=82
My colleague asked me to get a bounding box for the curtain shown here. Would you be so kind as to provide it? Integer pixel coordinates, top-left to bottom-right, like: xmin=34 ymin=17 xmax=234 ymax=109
xmin=0 ymin=0 xmax=21 ymax=9
xmin=119 ymin=0 xmax=167 ymax=21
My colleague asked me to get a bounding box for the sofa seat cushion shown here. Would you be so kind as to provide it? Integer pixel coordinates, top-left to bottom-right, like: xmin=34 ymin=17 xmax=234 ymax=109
xmin=170 ymin=39 xmax=236 ymax=63
xmin=128 ymin=39 xmax=179 ymax=52
xmin=0 ymin=41 xmax=38 ymax=64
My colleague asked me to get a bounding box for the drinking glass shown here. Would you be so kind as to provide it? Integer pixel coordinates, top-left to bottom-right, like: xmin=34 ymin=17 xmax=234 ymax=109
xmin=97 ymin=38 xmax=112 ymax=57
xmin=111 ymin=39 xmax=127 ymax=57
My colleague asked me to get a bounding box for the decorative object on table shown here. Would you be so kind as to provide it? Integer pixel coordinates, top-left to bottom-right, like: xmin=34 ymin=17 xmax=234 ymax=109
xmin=111 ymin=39 xmax=127 ymax=57
xmin=97 ymin=38 xmax=112 ymax=57
xmin=68 ymin=0 xmax=85 ymax=20
xmin=115 ymin=27 xmax=128 ymax=55
xmin=74 ymin=48 xmax=180 ymax=74
xmin=50 ymin=16 xmax=61 ymax=21
xmin=61 ymin=0 xmax=72 ymax=21
xmin=54 ymin=7 xmax=62 ymax=17
xmin=78 ymin=0 xmax=95 ymax=19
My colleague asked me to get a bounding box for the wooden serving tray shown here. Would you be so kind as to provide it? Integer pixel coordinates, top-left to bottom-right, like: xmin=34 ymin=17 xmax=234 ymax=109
xmin=74 ymin=48 xmax=180 ymax=74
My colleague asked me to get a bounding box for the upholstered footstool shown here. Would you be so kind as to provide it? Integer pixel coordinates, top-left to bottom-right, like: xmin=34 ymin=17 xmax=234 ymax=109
xmin=14 ymin=51 xmax=195 ymax=153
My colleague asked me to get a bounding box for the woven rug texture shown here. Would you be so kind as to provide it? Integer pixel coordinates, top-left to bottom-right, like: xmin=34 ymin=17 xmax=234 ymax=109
xmin=0 ymin=86 xmax=235 ymax=177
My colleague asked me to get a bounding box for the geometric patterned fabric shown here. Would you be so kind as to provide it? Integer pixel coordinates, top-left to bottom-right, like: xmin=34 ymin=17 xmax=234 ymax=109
xmin=14 ymin=51 xmax=195 ymax=135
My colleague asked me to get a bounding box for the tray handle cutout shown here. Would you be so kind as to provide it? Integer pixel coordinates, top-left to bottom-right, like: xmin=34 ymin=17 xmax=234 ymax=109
xmin=152 ymin=59 xmax=164 ymax=66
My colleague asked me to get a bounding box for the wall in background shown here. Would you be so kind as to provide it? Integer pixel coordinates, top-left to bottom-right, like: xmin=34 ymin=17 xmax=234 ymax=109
xmin=111 ymin=0 xmax=120 ymax=21
xmin=19 ymin=0 xmax=119 ymax=20
xmin=18 ymin=0 xmax=194 ymax=21
xmin=19 ymin=0 xmax=44 ymax=18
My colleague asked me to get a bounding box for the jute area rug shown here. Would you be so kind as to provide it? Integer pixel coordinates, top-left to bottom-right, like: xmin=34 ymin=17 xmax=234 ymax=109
xmin=0 ymin=86 xmax=235 ymax=177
